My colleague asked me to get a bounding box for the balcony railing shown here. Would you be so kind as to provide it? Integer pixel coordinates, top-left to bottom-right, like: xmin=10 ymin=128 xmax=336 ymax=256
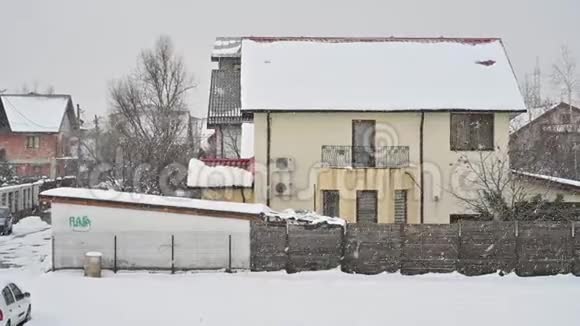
xmin=321 ymin=145 xmax=410 ymax=168
xmin=541 ymin=124 xmax=580 ymax=133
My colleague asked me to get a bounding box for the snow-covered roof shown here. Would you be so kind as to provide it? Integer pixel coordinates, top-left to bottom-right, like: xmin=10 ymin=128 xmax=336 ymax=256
xmin=212 ymin=37 xmax=242 ymax=59
xmin=40 ymin=187 xmax=269 ymax=215
xmin=0 ymin=94 xmax=72 ymax=132
xmin=241 ymin=123 xmax=254 ymax=159
xmin=187 ymin=158 xmax=253 ymax=188
xmin=509 ymin=103 xmax=559 ymax=133
xmin=513 ymin=170 xmax=580 ymax=190
xmin=241 ymin=37 xmax=526 ymax=112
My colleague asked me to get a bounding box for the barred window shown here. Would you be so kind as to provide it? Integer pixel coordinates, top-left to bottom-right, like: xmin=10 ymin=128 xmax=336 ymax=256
xmin=394 ymin=190 xmax=407 ymax=224
xmin=322 ymin=190 xmax=340 ymax=217
xmin=450 ymin=113 xmax=494 ymax=151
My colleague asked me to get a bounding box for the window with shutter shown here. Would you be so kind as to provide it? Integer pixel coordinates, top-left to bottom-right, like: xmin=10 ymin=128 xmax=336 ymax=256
xmin=450 ymin=113 xmax=494 ymax=151
xmin=352 ymin=120 xmax=376 ymax=167
xmin=322 ymin=190 xmax=340 ymax=217
xmin=357 ymin=190 xmax=377 ymax=223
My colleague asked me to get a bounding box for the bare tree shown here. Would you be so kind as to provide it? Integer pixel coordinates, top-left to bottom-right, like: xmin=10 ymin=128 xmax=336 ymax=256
xmin=552 ymin=45 xmax=578 ymax=106
xmin=108 ymin=35 xmax=195 ymax=194
xmin=552 ymin=45 xmax=579 ymax=178
xmin=451 ymin=152 xmax=566 ymax=221
xmin=221 ymin=126 xmax=242 ymax=159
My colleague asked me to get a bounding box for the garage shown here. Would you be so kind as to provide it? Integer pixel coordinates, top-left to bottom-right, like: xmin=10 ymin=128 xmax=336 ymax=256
xmin=40 ymin=188 xmax=269 ymax=271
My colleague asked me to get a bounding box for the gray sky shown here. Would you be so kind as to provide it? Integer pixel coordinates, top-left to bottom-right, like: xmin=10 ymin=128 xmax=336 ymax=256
xmin=0 ymin=0 xmax=578 ymax=121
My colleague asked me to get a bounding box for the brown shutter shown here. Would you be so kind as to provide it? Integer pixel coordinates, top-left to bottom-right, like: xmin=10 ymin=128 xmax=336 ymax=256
xmin=394 ymin=190 xmax=407 ymax=224
xmin=322 ymin=190 xmax=340 ymax=217
xmin=357 ymin=190 xmax=377 ymax=223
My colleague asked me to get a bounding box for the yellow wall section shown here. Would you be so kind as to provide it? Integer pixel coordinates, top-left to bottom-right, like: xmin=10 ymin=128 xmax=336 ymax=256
xmin=252 ymin=111 xmax=579 ymax=224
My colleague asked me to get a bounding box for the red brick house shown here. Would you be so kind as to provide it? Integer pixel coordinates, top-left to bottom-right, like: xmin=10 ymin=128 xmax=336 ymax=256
xmin=0 ymin=94 xmax=79 ymax=178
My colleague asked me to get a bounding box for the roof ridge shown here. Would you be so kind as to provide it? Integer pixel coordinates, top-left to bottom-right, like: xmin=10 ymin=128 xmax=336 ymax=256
xmin=243 ymin=36 xmax=501 ymax=44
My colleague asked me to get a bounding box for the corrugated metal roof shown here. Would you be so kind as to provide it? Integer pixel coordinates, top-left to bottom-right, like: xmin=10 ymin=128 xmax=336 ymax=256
xmin=207 ymin=70 xmax=242 ymax=125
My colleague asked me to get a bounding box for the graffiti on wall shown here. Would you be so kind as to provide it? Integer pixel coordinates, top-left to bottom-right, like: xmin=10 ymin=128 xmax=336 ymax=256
xmin=69 ymin=216 xmax=91 ymax=232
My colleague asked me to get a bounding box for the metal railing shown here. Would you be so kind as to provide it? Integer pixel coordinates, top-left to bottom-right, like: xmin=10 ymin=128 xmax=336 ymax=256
xmin=321 ymin=145 xmax=410 ymax=168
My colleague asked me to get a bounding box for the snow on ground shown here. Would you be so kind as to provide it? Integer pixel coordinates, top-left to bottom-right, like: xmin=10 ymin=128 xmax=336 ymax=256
xmin=0 ymin=216 xmax=51 ymax=272
xmin=2 ymin=216 xmax=580 ymax=325
xmin=2 ymin=270 xmax=580 ymax=326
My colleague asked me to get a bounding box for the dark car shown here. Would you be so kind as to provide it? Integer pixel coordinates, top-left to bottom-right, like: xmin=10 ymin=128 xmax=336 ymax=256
xmin=0 ymin=208 xmax=13 ymax=236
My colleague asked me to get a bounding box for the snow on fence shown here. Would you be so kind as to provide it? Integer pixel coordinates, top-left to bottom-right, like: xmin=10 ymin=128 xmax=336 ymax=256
xmin=251 ymin=221 xmax=580 ymax=276
xmin=53 ymin=231 xmax=249 ymax=271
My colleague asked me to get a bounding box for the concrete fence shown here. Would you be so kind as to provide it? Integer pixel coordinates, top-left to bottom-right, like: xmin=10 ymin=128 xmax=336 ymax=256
xmin=251 ymin=221 xmax=580 ymax=276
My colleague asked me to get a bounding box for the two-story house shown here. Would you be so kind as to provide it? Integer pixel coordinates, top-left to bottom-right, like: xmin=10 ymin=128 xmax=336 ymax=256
xmin=0 ymin=94 xmax=78 ymax=178
xmin=510 ymin=102 xmax=580 ymax=181
xmin=241 ymin=36 xmax=527 ymax=224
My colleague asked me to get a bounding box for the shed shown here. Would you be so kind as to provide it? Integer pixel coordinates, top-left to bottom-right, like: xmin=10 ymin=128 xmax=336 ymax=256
xmin=41 ymin=188 xmax=269 ymax=271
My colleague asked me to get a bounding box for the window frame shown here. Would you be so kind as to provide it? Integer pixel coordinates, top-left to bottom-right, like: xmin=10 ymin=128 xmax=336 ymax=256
xmin=356 ymin=190 xmax=378 ymax=223
xmin=450 ymin=113 xmax=495 ymax=151
xmin=26 ymin=135 xmax=40 ymax=149
xmin=8 ymin=283 xmax=23 ymax=301
xmin=2 ymin=286 xmax=15 ymax=305
xmin=322 ymin=190 xmax=340 ymax=218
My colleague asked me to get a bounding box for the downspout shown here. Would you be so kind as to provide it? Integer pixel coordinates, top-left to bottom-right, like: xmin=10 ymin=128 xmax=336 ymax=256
xmin=266 ymin=112 xmax=272 ymax=206
xmin=419 ymin=112 xmax=425 ymax=224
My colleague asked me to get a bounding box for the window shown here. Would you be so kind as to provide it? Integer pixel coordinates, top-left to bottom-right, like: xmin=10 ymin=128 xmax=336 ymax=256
xmin=352 ymin=120 xmax=376 ymax=167
xmin=356 ymin=190 xmax=378 ymax=223
xmin=394 ymin=190 xmax=407 ymax=224
xmin=2 ymin=286 xmax=15 ymax=305
xmin=8 ymin=283 xmax=23 ymax=300
xmin=26 ymin=136 xmax=40 ymax=149
xmin=322 ymin=190 xmax=340 ymax=217
xmin=450 ymin=113 xmax=494 ymax=151
xmin=561 ymin=113 xmax=571 ymax=124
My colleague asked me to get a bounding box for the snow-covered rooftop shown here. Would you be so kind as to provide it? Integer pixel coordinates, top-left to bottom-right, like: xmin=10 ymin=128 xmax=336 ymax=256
xmin=509 ymin=103 xmax=559 ymax=133
xmin=212 ymin=37 xmax=242 ymax=59
xmin=41 ymin=187 xmax=269 ymax=215
xmin=513 ymin=170 xmax=580 ymax=190
xmin=187 ymin=158 xmax=253 ymax=188
xmin=241 ymin=37 xmax=526 ymax=112
xmin=0 ymin=94 xmax=72 ymax=132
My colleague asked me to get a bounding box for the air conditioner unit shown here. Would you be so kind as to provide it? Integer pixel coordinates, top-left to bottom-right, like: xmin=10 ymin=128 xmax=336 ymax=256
xmin=273 ymin=181 xmax=293 ymax=197
xmin=271 ymin=171 xmax=293 ymax=197
xmin=272 ymin=157 xmax=295 ymax=172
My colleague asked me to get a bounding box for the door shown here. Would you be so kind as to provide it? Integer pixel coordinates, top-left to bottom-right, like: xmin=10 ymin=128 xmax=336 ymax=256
xmin=8 ymin=283 xmax=28 ymax=323
xmin=2 ymin=286 xmax=19 ymax=323
xmin=357 ymin=190 xmax=378 ymax=223
xmin=352 ymin=120 xmax=375 ymax=167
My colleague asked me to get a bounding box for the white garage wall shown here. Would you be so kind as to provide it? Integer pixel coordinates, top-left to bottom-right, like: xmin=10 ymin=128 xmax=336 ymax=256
xmin=52 ymin=203 xmax=251 ymax=270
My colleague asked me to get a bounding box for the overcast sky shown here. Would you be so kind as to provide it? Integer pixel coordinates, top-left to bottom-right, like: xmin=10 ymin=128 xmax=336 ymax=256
xmin=0 ymin=0 xmax=578 ymax=121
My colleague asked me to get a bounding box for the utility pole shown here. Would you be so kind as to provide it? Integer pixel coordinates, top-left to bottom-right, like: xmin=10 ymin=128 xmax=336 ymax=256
xmin=93 ymin=115 xmax=100 ymax=162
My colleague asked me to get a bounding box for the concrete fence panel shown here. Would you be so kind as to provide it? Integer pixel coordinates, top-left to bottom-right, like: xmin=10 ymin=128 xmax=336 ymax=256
xmin=342 ymin=224 xmax=402 ymax=274
xmin=250 ymin=222 xmax=287 ymax=272
xmin=457 ymin=222 xmax=516 ymax=276
xmin=516 ymin=222 xmax=573 ymax=276
xmin=401 ymin=224 xmax=458 ymax=275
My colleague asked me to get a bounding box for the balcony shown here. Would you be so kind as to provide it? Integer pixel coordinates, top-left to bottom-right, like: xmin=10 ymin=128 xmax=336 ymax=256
xmin=321 ymin=145 xmax=410 ymax=168
xmin=541 ymin=124 xmax=580 ymax=133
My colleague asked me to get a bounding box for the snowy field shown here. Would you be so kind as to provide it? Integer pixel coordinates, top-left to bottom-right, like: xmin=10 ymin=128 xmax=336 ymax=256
xmin=1 ymin=217 xmax=580 ymax=326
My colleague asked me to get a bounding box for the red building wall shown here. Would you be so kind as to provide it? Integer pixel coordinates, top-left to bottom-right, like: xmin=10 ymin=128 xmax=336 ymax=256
xmin=0 ymin=133 xmax=69 ymax=178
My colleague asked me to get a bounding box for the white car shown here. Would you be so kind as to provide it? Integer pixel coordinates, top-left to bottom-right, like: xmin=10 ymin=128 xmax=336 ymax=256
xmin=0 ymin=281 xmax=31 ymax=326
